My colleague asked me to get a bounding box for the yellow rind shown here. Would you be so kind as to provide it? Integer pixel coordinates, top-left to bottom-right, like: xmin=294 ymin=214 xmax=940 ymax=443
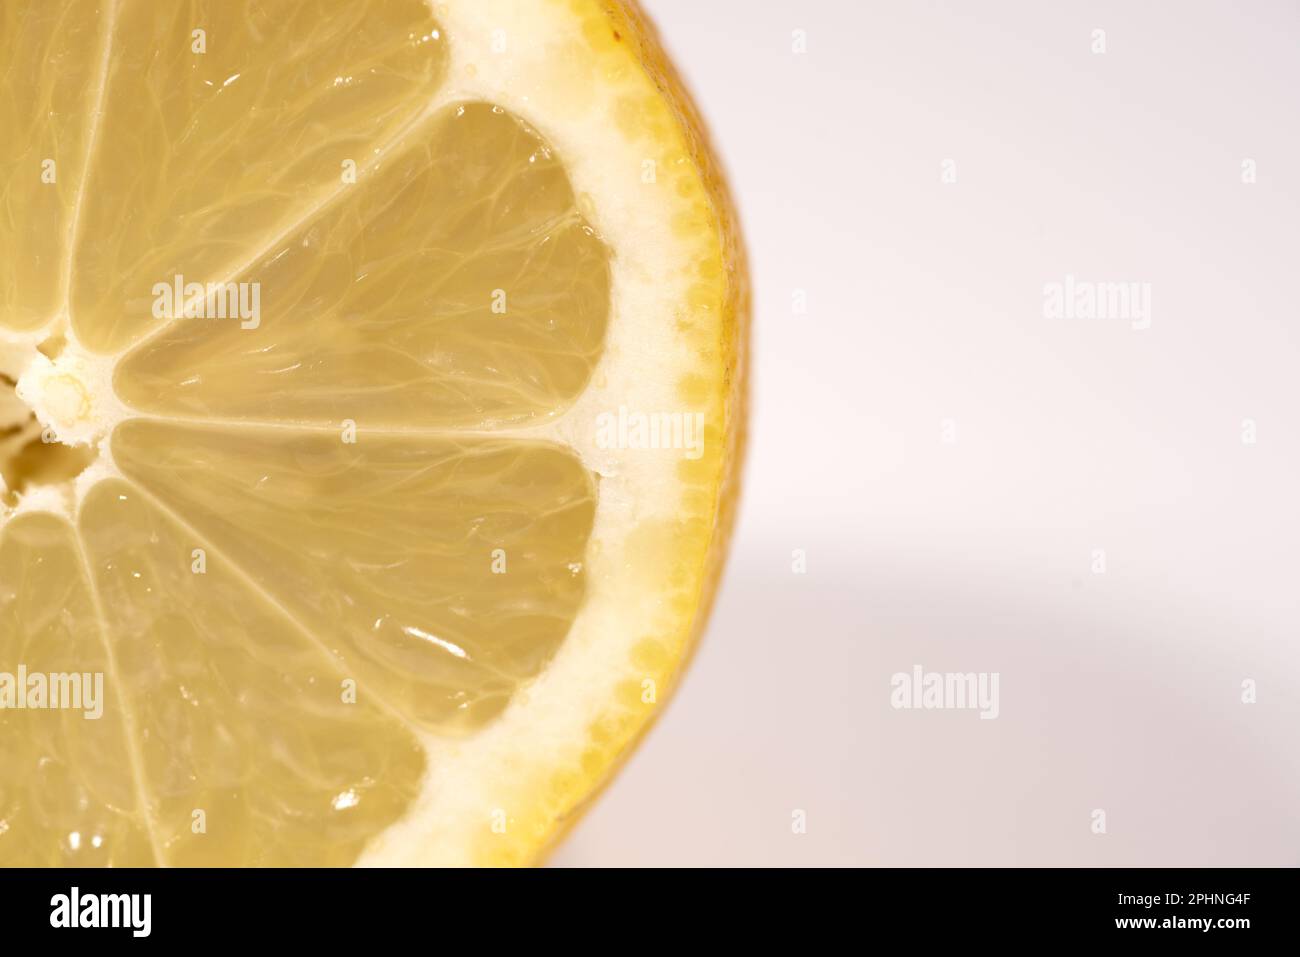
xmin=468 ymin=0 xmax=749 ymax=867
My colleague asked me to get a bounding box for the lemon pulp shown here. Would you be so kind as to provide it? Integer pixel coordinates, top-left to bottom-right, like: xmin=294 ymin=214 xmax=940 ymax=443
xmin=0 ymin=0 xmax=744 ymax=867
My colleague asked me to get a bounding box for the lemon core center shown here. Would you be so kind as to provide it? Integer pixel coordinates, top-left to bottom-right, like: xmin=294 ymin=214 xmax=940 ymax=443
xmin=0 ymin=335 xmax=100 ymax=502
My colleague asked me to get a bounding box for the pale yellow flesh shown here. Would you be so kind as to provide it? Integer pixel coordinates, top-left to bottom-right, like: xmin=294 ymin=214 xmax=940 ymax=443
xmin=0 ymin=0 xmax=738 ymax=867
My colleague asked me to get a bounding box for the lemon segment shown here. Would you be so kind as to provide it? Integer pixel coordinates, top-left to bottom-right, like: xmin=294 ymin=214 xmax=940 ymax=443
xmin=0 ymin=513 xmax=151 ymax=865
xmin=78 ymin=480 xmax=426 ymax=865
xmin=0 ymin=2 xmax=107 ymax=331
xmin=110 ymin=418 xmax=596 ymax=732
xmin=114 ymin=102 xmax=610 ymax=428
xmin=70 ymin=0 xmax=448 ymax=354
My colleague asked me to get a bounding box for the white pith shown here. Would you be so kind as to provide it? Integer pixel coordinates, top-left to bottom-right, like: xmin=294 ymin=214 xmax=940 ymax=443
xmin=0 ymin=0 xmax=721 ymax=865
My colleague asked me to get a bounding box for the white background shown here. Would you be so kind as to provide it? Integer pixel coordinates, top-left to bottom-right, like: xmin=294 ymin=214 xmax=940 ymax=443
xmin=554 ymin=0 xmax=1300 ymax=865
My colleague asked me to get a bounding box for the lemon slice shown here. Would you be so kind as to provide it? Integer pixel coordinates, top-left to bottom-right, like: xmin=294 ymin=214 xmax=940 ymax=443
xmin=0 ymin=0 xmax=745 ymax=866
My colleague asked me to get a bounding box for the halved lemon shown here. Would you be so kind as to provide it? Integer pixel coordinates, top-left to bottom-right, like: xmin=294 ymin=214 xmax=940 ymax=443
xmin=0 ymin=0 xmax=745 ymax=866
